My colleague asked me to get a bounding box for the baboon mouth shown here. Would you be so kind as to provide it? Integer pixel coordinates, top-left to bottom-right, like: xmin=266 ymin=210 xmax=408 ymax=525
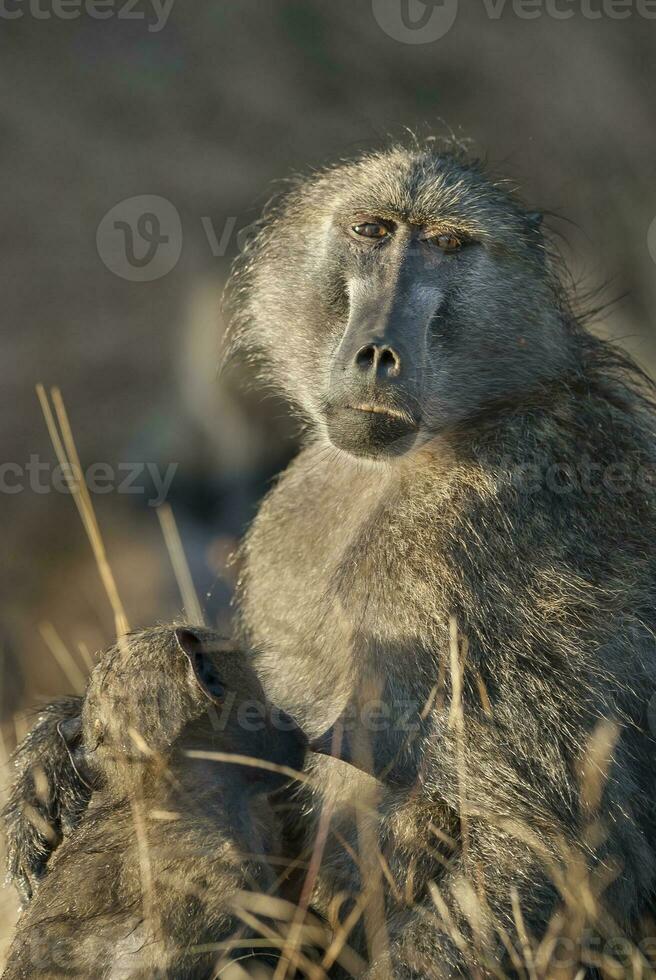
xmin=346 ymin=403 xmax=416 ymax=425
xmin=325 ymin=403 xmax=420 ymax=459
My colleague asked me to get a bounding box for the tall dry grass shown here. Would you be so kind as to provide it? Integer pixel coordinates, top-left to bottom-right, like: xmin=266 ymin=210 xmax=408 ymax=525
xmin=1 ymin=392 xmax=656 ymax=978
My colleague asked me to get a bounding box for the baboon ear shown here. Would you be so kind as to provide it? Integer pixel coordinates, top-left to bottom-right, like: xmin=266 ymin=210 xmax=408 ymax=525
xmin=175 ymin=628 xmax=226 ymax=703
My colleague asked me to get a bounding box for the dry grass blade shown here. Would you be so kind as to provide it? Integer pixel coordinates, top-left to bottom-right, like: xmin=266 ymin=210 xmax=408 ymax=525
xmin=448 ymin=616 xmax=469 ymax=867
xmin=511 ymin=888 xmax=538 ymax=980
xmin=273 ymin=755 xmax=340 ymax=980
xmin=448 ymin=615 xmax=465 ymax=732
xmin=214 ymin=958 xmax=260 ymax=979
xmin=36 ymin=383 xmax=129 ymax=637
xmin=428 ymin=881 xmax=476 ymax=968
xmin=157 ymin=503 xmax=205 ymax=626
xmin=320 ymin=890 xmax=370 ymax=975
xmin=22 ymin=800 xmax=60 ymax=845
xmin=185 ymin=750 xmax=312 ymax=786
xmin=129 ymin=793 xmax=158 ymax=943
xmin=579 ymin=719 xmax=621 ymax=817
xmin=231 ymin=904 xmax=327 ymax=980
xmin=354 ymin=783 xmax=390 ymax=977
xmin=39 ymin=621 xmax=87 ymax=692
xmin=12 ymin=712 xmax=29 ymax=745
xmin=77 ymin=641 xmax=95 ymax=672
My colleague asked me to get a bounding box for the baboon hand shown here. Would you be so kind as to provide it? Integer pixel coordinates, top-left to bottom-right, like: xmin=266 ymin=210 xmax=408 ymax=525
xmin=2 ymin=696 xmax=89 ymax=906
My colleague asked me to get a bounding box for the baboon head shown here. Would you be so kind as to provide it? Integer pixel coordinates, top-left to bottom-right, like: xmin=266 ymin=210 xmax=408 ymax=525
xmin=233 ymin=143 xmax=573 ymax=459
xmin=80 ymin=626 xmax=307 ymax=793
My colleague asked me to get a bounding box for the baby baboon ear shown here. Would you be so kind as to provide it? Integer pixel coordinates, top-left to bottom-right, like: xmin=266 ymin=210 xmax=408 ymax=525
xmin=175 ymin=628 xmax=226 ymax=703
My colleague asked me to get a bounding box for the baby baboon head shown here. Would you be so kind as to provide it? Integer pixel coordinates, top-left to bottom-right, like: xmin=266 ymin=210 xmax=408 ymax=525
xmin=81 ymin=626 xmax=307 ymax=793
xmin=233 ymin=143 xmax=573 ymax=459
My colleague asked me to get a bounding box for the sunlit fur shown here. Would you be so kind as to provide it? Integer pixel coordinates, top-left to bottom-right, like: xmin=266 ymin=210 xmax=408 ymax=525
xmin=3 ymin=626 xmax=306 ymax=979
xmin=7 ymin=142 xmax=656 ymax=977
xmin=231 ymin=142 xmax=656 ymax=976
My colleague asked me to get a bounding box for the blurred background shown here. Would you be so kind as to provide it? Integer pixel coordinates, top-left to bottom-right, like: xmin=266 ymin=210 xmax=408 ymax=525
xmin=1 ymin=0 xmax=655 ymax=954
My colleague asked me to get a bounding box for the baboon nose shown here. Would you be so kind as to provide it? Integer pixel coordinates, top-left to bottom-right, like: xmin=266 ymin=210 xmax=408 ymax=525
xmin=354 ymin=343 xmax=401 ymax=380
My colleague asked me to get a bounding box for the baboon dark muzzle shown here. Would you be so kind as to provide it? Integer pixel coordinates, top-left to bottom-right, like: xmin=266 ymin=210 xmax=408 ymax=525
xmin=326 ymin=270 xmax=430 ymax=458
xmin=324 ymin=403 xmax=419 ymax=459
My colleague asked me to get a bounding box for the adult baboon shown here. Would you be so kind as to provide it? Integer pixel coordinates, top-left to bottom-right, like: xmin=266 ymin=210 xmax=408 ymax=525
xmin=6 ymin=142 xmax=656 ymax=977
xmin=3 ymin=626 xmax=307 ymax=979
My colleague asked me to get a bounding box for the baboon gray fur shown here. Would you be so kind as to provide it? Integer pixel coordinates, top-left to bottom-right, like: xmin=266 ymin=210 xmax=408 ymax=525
xmin=6 ymin=141 xmax=656 ymax=977
xmin=3 ymin=625 xmax=306 ymax=979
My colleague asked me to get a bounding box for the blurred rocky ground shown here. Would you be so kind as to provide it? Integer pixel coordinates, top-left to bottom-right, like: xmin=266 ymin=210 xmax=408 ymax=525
xmin=1 ymin=0 xmax=655 ymax=956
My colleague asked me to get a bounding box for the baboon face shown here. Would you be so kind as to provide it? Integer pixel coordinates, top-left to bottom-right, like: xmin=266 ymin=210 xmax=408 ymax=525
xmin=240 ymin=147 xmax=573 ymax=459
xmin=82 ymin=627 xmax=307 ymax=791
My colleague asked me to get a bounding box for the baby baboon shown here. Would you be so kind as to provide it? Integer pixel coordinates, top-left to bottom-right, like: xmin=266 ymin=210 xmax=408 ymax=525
xmin=7 ymin=141 xmax=656 ymax=977
xmin=3 ymin=625 xmax=307 ymax=979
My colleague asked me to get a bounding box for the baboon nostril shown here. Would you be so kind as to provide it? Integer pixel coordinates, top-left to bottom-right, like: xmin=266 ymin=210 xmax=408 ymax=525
xmin=353 ymin=344 xmax=401 ymax=378
xmin=380 ymin=347 xmax=400 ymax=377
xmin=355 ymin=344 xmax=376 ymax=370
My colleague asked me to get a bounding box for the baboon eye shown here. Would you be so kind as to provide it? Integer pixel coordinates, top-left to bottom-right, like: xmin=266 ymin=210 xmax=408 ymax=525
xmin=431 ymin=234 xmax=463 ymax=252
xmin=351 ymin=222 xmax=389 ymax=240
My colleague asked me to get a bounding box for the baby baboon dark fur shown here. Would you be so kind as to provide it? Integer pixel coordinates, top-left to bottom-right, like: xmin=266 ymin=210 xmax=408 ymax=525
xmin=3 ymin=625 xmax=307 ymax=979
xmin=7 ymin=141 xmax=656 ymax=977
xmin=3 ymin=696 xmax=91 ymax=906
